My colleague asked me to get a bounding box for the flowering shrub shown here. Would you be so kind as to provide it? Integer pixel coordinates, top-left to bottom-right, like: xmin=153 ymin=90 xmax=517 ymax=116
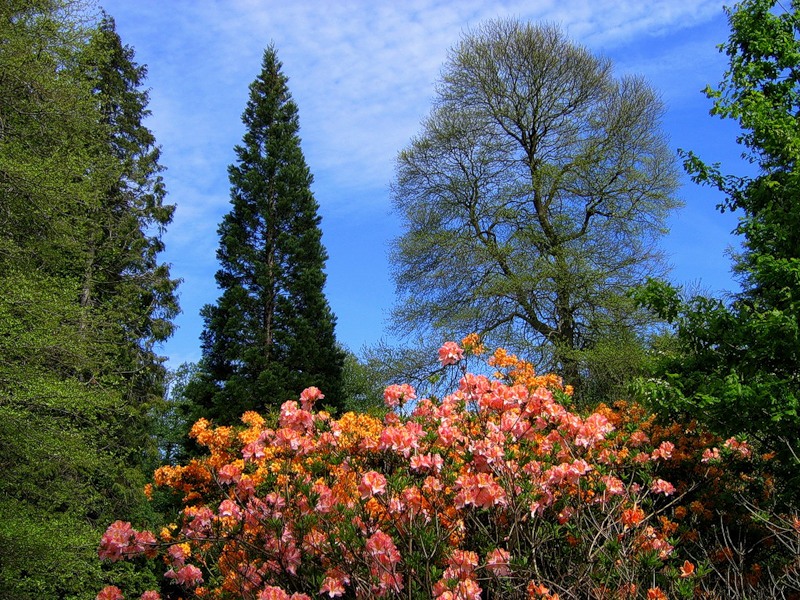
xmin=98 ymin=339 xmax=799 ymax=599
xmin=627 ymin=414 xmax=800 ymax=598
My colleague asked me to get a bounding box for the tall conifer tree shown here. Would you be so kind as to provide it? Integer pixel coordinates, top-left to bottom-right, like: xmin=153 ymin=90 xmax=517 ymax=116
xmin=81 ymin=14 xmax=180 ymax=430
xmin=188 ymin=45 xmax=343 ymax=424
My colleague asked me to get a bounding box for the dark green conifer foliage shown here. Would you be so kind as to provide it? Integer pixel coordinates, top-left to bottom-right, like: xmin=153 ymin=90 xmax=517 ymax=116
xmin=188 ymin=46 xmax=343 ymax=424
xmin=80 ymin=14 xmax=180 ymax=441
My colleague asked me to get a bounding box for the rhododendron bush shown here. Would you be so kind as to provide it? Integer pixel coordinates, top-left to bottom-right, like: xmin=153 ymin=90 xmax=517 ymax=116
xmin=98 ymin=340 xmax=800 ymax=599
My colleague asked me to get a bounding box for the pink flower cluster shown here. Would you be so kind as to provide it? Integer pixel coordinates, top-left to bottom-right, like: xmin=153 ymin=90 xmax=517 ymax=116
xmin=359 ymin=471 xmax=388 ymax=499
xmin=97 ymin=587 xmax=161 ymax=600
xmin=279 ymin=400 xmax=314 ymax=431
xmin=432 ymin=549 xmax=486 ymax=599
xmin=485 ymin=547 xmax=512 ymax=576
xmin=650 ymin=478 xmax=676 ymax=495
xmin=378 ymin=420 xmax=423 ymax=457
xmin=724 ymin=436 xmax=752 ymax=458
xmin=299 ymin=386 xmax=324 ymax=411
xmin=165 ymin=564 xmax=203 ymax=586
xmin=98 ymin=521 xmax=157 ymax=561
xmin=438 ymin=341 xmax=465 ymax=366
xmin=383 ymin=383 xmax=416 ymax=408
xmin=365 ymin=531 xmax=403 ymax=593
xmin=454 ymin=472 xmax=507 ymax=509
xmin=258 ymin=587 xmax=311 ymax=600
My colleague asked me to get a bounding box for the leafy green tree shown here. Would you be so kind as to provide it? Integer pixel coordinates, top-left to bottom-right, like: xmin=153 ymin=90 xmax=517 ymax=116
xmin=76 ymin=14 xmax=180 ymax=465
xmin=390 ymin=20 xmax=680 ymax=397
xmin=148 ymin=363 xmax=198 ymax=466
xmin=0 ymin=0 xmax=97 ymax=273
xmin=0 ymin=3 xmax=177 ymax=596
xmin=635 ymin=0 xmax=800 ymax=497
xmin=340 ymin=350 xmax=388 ymax=415
xmin=0 ymin=272 xmax=160 ymax=599
xmin=187 ymin=45 xmax=344 ymax=425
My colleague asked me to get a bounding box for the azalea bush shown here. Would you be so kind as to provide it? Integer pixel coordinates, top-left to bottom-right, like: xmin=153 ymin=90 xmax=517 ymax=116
xmin=98 ymin=339 xmax=799 ymax=599
xmin=630 ymin=415 xmax=800 ymax=598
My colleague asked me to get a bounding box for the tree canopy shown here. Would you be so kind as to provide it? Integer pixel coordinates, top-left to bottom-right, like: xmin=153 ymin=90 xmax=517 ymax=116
xmin=390 ymin=20 xmax=680 ymax=395
xmin=635 ymin=0 xmax=800 ymax=497
xmin=0 ymin=3 xmax=177 ymax=596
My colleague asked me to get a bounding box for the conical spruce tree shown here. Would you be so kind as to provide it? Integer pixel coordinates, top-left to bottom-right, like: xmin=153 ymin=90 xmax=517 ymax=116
xmin=188 ymin=45 xmax=344 ymax=424
xmin=80 ymin=14 xmax=180 ymax=449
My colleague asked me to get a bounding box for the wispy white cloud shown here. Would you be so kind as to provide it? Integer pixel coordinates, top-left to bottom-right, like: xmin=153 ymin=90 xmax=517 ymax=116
xmin=112 ymin=0 xmax=729 ymax=208
xmin=129 ymin=0 xmax=729 ymax=201
xmin=102 ymin=0 xmax=733 ymax=363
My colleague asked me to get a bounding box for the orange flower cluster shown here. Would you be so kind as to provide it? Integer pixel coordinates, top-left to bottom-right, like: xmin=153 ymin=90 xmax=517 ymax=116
xmin=460 ymin=332 xmax=485 ymax=356
xmin=487 ymin=347 xmax=572 ymax=395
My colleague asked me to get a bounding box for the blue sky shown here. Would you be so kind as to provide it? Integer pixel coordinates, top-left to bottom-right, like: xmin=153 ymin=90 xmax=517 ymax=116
xmin=99 ymin=0 xmax=747 ymax=368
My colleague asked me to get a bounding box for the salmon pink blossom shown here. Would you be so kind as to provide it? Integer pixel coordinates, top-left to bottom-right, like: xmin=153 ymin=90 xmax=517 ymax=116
xmin=358 ymin=471 xmax=388 ymax=499
xmin=445 ymin=549 xmax=479 ymax=579
xmin=312 ymin=480 xmax=334 ymax=513
xmin=98 ymin=521 xmax=135 ymax=561
xmin=422 ymin=475 xmax=444 ymax=495
xmin=167 ymin=543 xmax=188 ymax=567
xmin=320 ymin=576 xmax=346 ymax=597
xmin=242 ymin=438 xmax=266 ymax=461
xmin=219 ymin=498 xmax=242 ymax=519
xmin=166 ymin=564 xmax=203 ymax=586
xmin=410 ymin=452 xmax=444 ymax=473
xmin=299 ymin=386 xmax=324 ymax=410
xmin=454 ymin=579 xmax=482 ymax=600
xmin=217 ymin=462 xmax=241 ymax=484
xmin=650 ymin=479 xmax=676 ymax=496
xmin=438 ymin=341 xmax=464 ymax=366
xmin=574 ymin=412 xmax=614 ymax=447
xmin=724 ymin=437 xmax=752 ymax=458
xmin=383 ymin=383 xmax=416 ymax=408
xmin=184 ymin=506 xmax=214 ymax=538
xmin=319 ymin=568 xmax=349 ymax=597
xmin=459 ymin=373 xmax=491 ymax=397
xmin=279 ymin=400 xmax=314 ymax=431
xmin=365 ymin=530 xmax=401 ymax=570
xmin=378 ymin=423 xmax=421 ymax=457
xmin=545 ymin=460 xmax=591 ymax=486
xmin=702 ymin=447 xmax=721 ymax=462
xmin=96 ymin=586 xmax=123 ymax=600
xmin=133 ymin=530 xmax=158 ymax=559
xmin=454 ymin=472 xmax=507 ymax=509
xmin=485 ymin=548 xmax=512 ymax=576
xmin=651 ymin=441 xmax=675 ymax=461
xmin=258 ymin=586 xmax=290 ymax=600
xmin=601 ymin=475 xmax=625 ymax=496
